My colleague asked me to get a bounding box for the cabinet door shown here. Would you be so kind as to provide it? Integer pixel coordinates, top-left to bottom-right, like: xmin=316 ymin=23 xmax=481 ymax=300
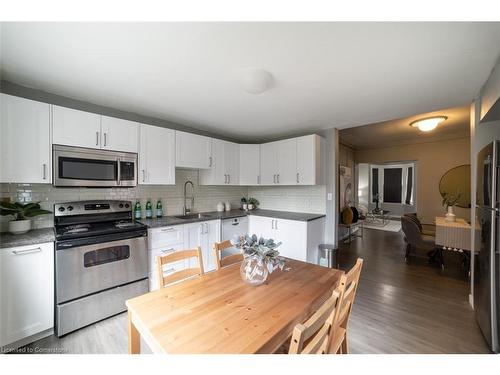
xmin=175 ymin=131 xmax=212 ymax=169
xmin=239 ymin=144 xmax=261 ymax=185
xmin=1 ymin=94 xmax=51 ymax=183
xmin=260 ymin=142 xmax=278 ymax=185
xmin=183 ymin=221 xmax=205 ymax=268
xmin=0 ymin=242 xmax=54 ymax=347
xmin=276 ymin=138 xmax=297 ymax=185
xmin=296 ymin=135 xmax=316 ymax=185
xmin=273 ymin=219 xmax=307 ymax=262
xmin=225 ymin=142 xmax=240 ymax=185
xmin=199 ymin=138 xmax=226 ymax=185
xmin=249 ymin=216 xmax=274 ymax=239
xmin=101 ymin=116 xmax=139 ymax=153
xmin=139 ymin=124 xmax=175 ymax=185
xmin=52 ymin=105 xmax=101 ymax=149
xmin=204 ymin=220 xmax=221 ymax=272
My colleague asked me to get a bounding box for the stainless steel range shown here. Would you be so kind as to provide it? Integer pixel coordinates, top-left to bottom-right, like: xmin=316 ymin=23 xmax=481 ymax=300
xmin=54 ymin=200 xmax=148 ymax=337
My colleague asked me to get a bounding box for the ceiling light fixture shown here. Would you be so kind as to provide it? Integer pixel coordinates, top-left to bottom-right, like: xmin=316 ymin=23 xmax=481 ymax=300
xmin=240 ymin=68 xmax=273 ymax=94
xmin=409 ymin=116 xmax=447 ymax=132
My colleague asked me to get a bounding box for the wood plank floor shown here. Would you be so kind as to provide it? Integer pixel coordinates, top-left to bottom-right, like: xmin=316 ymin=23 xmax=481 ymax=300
xmin=18 ymin=227 xmax=491 ymax=354
xmin=338 ymin=227 xmax=491 ymax=354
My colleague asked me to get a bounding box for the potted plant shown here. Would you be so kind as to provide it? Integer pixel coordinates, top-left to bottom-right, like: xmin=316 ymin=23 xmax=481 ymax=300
xmin=0 ymin=201 xmax=52 ymax=234
xmin=247 ymin=197 xmax=259 ymax=210
xmin=235 ymin=234 xmax=286 ymax=285
xmin=442 ymin=191 xmax=461 ymax=222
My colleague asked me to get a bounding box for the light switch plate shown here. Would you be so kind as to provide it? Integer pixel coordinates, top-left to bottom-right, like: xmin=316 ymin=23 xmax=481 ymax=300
xmin=327 ymin=193 xmax=333 ymax=201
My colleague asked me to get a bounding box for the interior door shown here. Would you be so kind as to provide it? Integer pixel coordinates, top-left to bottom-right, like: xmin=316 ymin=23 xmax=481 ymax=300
xmin=277 ymin=138 xmax=297 ymax=185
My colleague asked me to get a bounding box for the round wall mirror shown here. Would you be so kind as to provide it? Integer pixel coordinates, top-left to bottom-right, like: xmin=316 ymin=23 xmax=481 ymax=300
xmin=439 ymin=164 xmax=471 ymax=208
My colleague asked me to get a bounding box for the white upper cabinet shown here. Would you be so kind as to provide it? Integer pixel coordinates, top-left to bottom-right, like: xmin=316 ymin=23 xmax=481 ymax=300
xmin=260 ymin=141 xmax=278 ymax=185
xmin=175 ymin=131 xmax=212 ymax=169
xmin=479 ymin=58 xmax=500 ymax=123
xmin=276 ymin=138 xmax=297 ymax=185
xmin=259 ymin=135 xmax=324 ymax=186
xmin=239 ymin=144 xmax=261 ymax=185
xmin=52 ymin=105 xmax=102 ymax=149
xmin=139 ymin=124 xmax=175 ymax=185
xmin=199 ymin=139 xmax=239 ymax=185
xmin=53 ymin=107 xmax=139 ymax=153
xmin=1 ymin=94 xmax=52 ymax=183
xmin=296 ymin=135 xmax=325 ymax=185
xmin=101 ymin=116 xmax=139 ymax=153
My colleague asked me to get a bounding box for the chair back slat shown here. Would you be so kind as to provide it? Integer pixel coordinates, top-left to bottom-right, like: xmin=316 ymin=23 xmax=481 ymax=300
xmin=156 ymin=247 xmax=204 ymax=288
xmin=333 ymin=258 xmax=363 ymax=330
xmin=213 ymin=240 xmax=243 ymax=270
xmin=288 ymin=289 xmax=341 ymax=354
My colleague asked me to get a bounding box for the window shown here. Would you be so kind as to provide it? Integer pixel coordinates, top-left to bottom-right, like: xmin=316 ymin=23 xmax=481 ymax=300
xmin=372 ymin=168 xmax=379 ymax=202
xmin=383 ymin=168 xmax=402 ymax=203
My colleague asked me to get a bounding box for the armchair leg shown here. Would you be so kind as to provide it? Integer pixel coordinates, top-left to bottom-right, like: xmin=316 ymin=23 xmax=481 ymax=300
xmin=405 ymin=243 xmax=411 ymax=262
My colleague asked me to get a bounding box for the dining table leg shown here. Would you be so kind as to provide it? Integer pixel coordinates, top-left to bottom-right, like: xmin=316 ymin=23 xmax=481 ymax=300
xmin=128 ymin=311 xmax=140 ymax=354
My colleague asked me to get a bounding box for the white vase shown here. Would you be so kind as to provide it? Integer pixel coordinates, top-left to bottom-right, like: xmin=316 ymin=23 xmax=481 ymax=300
xmin=8 ymin=219 xmax=32 ymax=234
xmin=445 ymin=206 xmax=456 ymax=222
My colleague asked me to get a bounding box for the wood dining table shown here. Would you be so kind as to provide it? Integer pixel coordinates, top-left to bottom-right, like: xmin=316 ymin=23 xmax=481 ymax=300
xmin=125 ymin=259 xmax=343 ymax=354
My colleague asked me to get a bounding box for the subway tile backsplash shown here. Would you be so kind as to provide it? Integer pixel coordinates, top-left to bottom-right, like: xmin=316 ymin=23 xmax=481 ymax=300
xmin=0 ymin=170 xmax=326 ymax=231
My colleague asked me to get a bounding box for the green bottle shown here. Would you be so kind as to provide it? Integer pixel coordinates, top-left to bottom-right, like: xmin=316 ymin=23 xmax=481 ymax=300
xmin=156 ymin=199 xmax=163 ymax=218
xmin=134 ymin=201 xmax=142 ymax=220
xmin=145 ymin=199 xmax=153 ymax=219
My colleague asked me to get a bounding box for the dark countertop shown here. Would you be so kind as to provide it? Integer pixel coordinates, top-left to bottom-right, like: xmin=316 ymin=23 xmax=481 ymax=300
xmin=0 ymin=227 xmax=55 ymax=249
xmin=139 ymin=209 xmax=325 ymax=228
xmin=0 ymin=209 xmax=325 ymax=247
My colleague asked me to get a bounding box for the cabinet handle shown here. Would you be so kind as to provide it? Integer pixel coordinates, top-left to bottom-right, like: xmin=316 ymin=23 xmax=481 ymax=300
xmin=271 ymin=220 xmax=275 ymax=230
xmin=160 ymin=248 xmax=175 ymax=254
xmin=209 ymin=156 xmax=212 ymax=167
xmin=200 ymin=223 xmax=205 ymax=234
xmin=142 ymin=169 xmax=146 ymax=182
xmin=160 ymin=228 xmax=175 ymax=232
xmin=296 ymin=172 xmax=299 ymax=184
xmin=104 ymin=132 xmax=107 ymax=147
xmin=273 ymin=174 xmax=276 ymax=184
xmin=277 ymin=174 xmax=280 ymax=184
xmin=224 ymin=174 xmax=228 ymax=184
xmin=13 ymin=247 xmax=41 ymax=255
xmin=96 ymin=131 xmax=99 ymax=146
xmin=257 ymin=175 xmax=260 ymax=184
xmin=205 ymin=223 xmax=209 ymax=233
xmin=164 ymin=267 xmax=175 ymax=274
xmin=275 ymin=220 xmax=278 ymax=230
xmin=228 ymin=174 xmax=230 ymax=184
xmin=42 ymin=163 xmax=47 ymax=180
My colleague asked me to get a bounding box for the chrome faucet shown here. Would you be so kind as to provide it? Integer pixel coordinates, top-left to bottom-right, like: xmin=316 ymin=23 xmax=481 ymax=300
xmin=183 ymin=180 xmax=195 ymax=215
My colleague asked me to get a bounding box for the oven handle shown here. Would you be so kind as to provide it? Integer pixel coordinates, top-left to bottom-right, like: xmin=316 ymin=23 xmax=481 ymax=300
xmin=160 ymin=248 xmax=175 ymax=255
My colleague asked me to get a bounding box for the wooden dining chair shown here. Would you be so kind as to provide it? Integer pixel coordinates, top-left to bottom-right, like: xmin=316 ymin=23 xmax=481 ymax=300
xmin=213 ymin=240 xmax=243 ymax=270
xmin=288 ymin=287 xmax=342 ymax=354
xmin=156 ymin=247 xmax=204 ymax=288
xmin=328 ymin=258 xmax=363 ymax=354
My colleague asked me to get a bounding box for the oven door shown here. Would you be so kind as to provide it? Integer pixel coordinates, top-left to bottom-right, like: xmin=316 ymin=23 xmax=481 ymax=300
xmin=56 ymin=235 xmax=147 ymax=303
xmin=53 ymin=145 xmax=137 ymax=187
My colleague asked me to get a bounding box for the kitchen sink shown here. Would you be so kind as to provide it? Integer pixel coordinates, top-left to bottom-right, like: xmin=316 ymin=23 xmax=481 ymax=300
xmin=173 ymin=213 xmax=212 ymax=220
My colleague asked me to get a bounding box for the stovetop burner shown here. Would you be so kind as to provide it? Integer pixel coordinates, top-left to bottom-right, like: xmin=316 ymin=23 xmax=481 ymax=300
xmin=54 ymin=200 xmax=147 ymax=241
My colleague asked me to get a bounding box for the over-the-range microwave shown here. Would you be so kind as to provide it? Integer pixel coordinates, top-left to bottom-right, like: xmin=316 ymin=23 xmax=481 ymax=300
xmin=53 ymin=145 xmax=137 ymax=187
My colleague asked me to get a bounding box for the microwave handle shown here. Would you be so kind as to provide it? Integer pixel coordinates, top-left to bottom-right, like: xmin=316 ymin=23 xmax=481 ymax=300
xmin=117 ymin=157 xmax=121 ymax=185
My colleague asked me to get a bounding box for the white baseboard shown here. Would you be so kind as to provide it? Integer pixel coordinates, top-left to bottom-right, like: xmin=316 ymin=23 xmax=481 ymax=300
xmin=469 ymin=293 xmax=474 ymax=309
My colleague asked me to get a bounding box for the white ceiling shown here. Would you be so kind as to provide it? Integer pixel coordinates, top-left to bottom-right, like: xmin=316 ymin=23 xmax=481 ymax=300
xmin=1 ymin=22 xmax=499 ymax=142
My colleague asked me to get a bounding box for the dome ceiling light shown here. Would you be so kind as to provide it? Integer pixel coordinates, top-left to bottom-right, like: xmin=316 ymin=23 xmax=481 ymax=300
xmin=409 ymin=116 xmax=448 ymax=132
xmin=240 ymin=68 xmax=273 ymax=94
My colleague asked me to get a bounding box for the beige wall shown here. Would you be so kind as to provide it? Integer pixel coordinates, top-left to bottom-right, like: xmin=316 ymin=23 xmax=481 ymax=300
xmin=355 ymin=137 xmax=471 ymax=224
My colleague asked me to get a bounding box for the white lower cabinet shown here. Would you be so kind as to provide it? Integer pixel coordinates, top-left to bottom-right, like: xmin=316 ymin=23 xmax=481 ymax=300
xmin=0 ymin=242 xmax=54 ymax=348
xmin=249 ymin=216 xmax=325 ymax=263
xmin=147 ymin=220 xmax=221 ymax=290
xmin=184 ymin=220 xmax=221 ymax=273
